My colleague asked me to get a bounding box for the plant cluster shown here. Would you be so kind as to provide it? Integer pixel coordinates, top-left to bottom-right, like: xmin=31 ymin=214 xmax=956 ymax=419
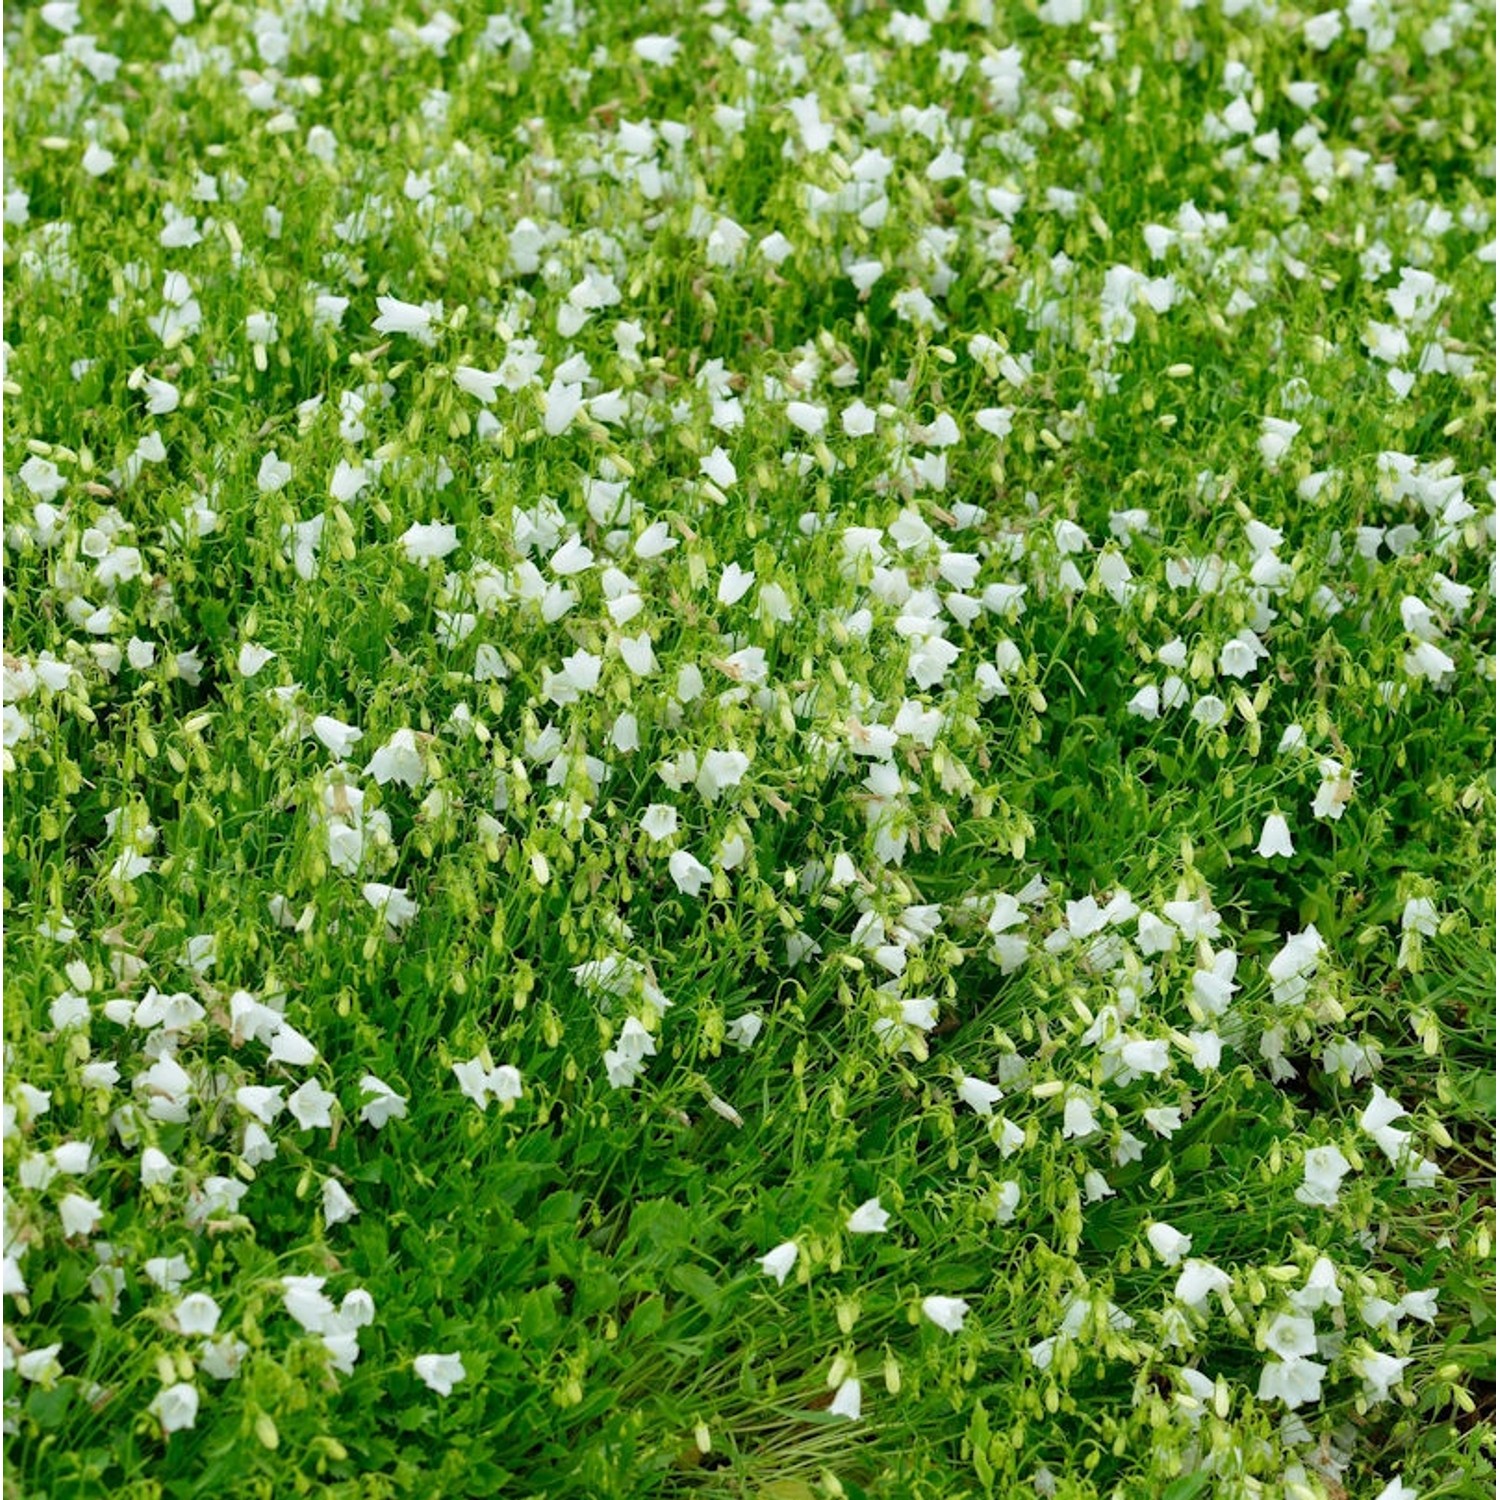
xmin=2 ymin=0 xmax=1494 ymax=1496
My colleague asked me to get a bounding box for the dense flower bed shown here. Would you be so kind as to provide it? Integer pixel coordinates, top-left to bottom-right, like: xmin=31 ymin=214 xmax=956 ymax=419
xmin=3 ymin=1 xmax=1494 ymax=1496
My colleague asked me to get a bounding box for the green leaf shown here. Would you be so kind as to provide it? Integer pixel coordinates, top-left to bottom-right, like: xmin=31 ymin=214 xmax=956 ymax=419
xmin=1162 ymin=1470 xmax=1211 ymax=1500
xmin=667 ymin=1263 xmax=722 ymax=1314
xmin=518 ymin=1285 xmax=560 ymax=1343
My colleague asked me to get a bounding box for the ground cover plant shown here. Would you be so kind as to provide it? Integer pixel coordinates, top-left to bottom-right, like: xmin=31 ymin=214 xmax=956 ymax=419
xmin=1 ymin=0 xmax=1495 ymax=1496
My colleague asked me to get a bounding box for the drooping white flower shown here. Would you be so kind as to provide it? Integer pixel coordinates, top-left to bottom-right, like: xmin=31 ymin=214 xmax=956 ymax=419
xmin=1295 ymin=1144 xmax=1352 ymax=1207
xmin=921 ymin=1295 xmax=970 ymax=1334
xmin=283 ymin=514 xmax=325 ymax=580
xmin=330 ymin=460 xmax=368 ymax=503
xmin=51 ymin=1140 xmax=92 ymax=1174
xmin=1186 ymin=1030 xmax=1224 ymax=1072
xmin=311 ymin=715 xmax=362 ymax=760
xmin=847 ymin=1198 xmax=891 ymax=1235
xmin=785 ymin=401 xmax=827 ymax=436
xmin=452 ymin=1055 xmax=523 ymax=1111
xmin=414 ymin=1352 xmax=467 ymax=1396
xmin=40 ymin=2 xmax=81 ymax=35
xmin=175 ymin=1293 xmax=221 ymax=1336
xmin=1302 ymin=9 xmax=1343 ymax=49
xmin=453 ymin=366 xmax=503 ymax=405
xmin=1191 ymin=694 xmax=1227 ymax=728
xmin=148 ymin=1382 xmax=200 ymax=1434
xmin=322 ymin=1330 xmax=362 ymax=1376
xmin=725 ymin=1013 xmax=763 ymax=1050
xmin=20 ymin=1153 xmax=57 ymax=1190
xmin=1258 ymin=416 xmax=1301 ymax=469
xmin=313 ymin=294 xmax=348 ymax=330
xmin=59 ymin=1193 xmax=103 ymax=1237
xmin=237 ymin=642 xmax=276 ymax=677
xmin=542 ymin=378 xmax=584 ymax=435
xmin=322 ymin=1178 xmax=359 ymax=1226
xmin=718 ymin=562 xmax=756 ymax=605
xmin=365 ymin=729 xmax=426 ymax=789
xmin=758 ymin=1241 xmax=799 ymax=1285
xmin=1061 ymin=1090 xmax=1097 ymax=1138
xmin=282 ymin=1275 xmax=336 ymax=1332
xmin=201 ymin=1335 xmax=248 ymax=1381
xmin=633 ymin=34 xmax=681 ymax=65
xmin=1264 ymin=1312 xmax=1317 ymax=1361
xmin=1360 ymin=1084 xmax=1409 ymax=1142
xmin=1146 ymin=1223 xmax=1192 ymax=1267
xmin=1257 ymin=1356 xmax=1326 ymax=1407
xmin=400 ymin=522 xmax=460 ymax=564
xmin=19 ymin=457 xmax=66 ymax=503
xmin=362 ymin=883 xmax=419 ymax=929
xmin=700 ymin=447 xmax=736 ymax=489
xmin=1256 ymin=813 xmax=1295 ymax=858
xmin=145 ymin=1256 xmax=193 ymax=1293
xmin=640 ymin=804 xmax=679 ymax=842
xmin=603 ymin=1017 xmax=659 ymax=1090
xmin=668 ymin=850 xmax=712 ymax=898
xmin=550 ymin=535 xmax=594 ymax=575
xmin=696 ymin=749 xmax=750 ymax=801
xmin=141 ymin=374 xmax=178 ymax=412
xmin=234 ymin=1085 xmax=284 ymax=1126
xmin=358 ymin=1075 xmax=408 ymax=1129
xmin=372 ymin=296 xmax=434 ymax=339
xmin=619 ymin=632 xmax=657 ymax=676
xmin=1354 ymin=1348 xmax=1412 ymax=1403
xmin=140 ymin=1146 xmax=174 ymax=1182
xmin=994 ymin=1181 xmax=1022 ymax=1223
xmin=956 ymin=1075 xmax=1002 ymax=1117
xmin=16 ymin=1344 xmax=62 ymax=1384
xmin=829 ymin=1376 xmax=862 ymax=1421
xmin=241 ymin=1123 xmax=276 ymax=1167
xmin=287 ymin=1078 xmax=337 ymax=1131
xmin=1404 ymin=640 xmax=1456 ymax=683
xmin=1401 ymin=898 xmax=1439 ymax=936
xmin=1312 ymin=758 xmax=1356 ymax=821
xmin=268 ymin=1022 xmax=319 ymax=1067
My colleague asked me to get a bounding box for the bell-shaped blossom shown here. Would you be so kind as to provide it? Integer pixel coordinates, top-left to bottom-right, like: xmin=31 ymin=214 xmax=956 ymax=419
xmin=400 ymin=523 xmax=459 ymax=564
xmin=1174 ymin=1260 xmax=1231 ymax=1311
xmin=414 ymin=1352 xmax=467 ymax=1396
xmin=323 ymin=1178 xmax=359 ymax=1226
xmin=287 ymin=1078 xmax=337 ymax=1131
xmin=1294 ymin=1144 xmax=1352 ymax=1207
xmin=358 ymin=1075 xmax=408 ymax=1129
xmin=1256 ymin=813 xmax=1295 ymax=858
xmin=148 ymin=1382 xmax=199 ymax=1434
xmin=362 ymin=883 xmax=420 ymax=929
xmin=452 ymin=1055 xmax=523 ymax=1110
xmin=311 ymin=715 xmax=362 ymax=760
xmin=1146 ymin=1223 xmax=1192 ymax=1267
xmin=1257 ymin=1356 xmax=1326 ymax=1407
xmin=830 ymin=1376 xmax=861 ymax=1421
xmin=758 ymin=1241 xmax=799 ymax=1285
xmin=847 ymin=1198 xmax=890 ymax=1235
xmin=957 ymin=1075 xmax=1002 ymax=1117
xmin=59 ymin=1193 xmax=103 ymax=1237
xmin=1264 ymin=1311 xmax=1317 ymax=1360
xmin=175 ymin=1293 xmax=221 ymax=1336
xmin=668 ymin=850 xmax=712 ymax=898
xmin=1354 ymin=1348 xmax=1411 ymax=1404
xmin=372 ymin=296 xmax=434 ymax=340
xmin=365 ymin=729 xmax=425 ymax=789
xmin=921 ymin=1295 xmax=970 ymax=1334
